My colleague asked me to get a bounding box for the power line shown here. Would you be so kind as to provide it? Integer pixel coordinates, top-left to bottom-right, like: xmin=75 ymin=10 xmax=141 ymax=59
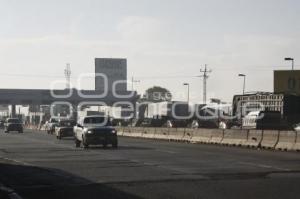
xmin=0 ymin=64 xmax=298 ymax=79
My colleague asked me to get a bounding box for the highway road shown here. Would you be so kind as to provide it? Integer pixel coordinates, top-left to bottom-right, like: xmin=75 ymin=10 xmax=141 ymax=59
xmin=0 ymin=129 xmax=300 ymax=199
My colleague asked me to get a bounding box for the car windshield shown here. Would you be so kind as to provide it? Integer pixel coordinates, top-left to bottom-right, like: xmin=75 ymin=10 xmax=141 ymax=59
xmin=7 ymin=119 xmax=20 ymax=123
xmin=83 ymin=117 xmax=111 ymax=126
xmin=50 ymin=118 xmax=58 ymax=123
xmin=59 ymin=121 xmax=75 ymax=127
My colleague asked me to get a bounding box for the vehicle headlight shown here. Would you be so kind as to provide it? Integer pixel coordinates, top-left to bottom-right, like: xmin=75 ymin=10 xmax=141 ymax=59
xmin=87 ymin=130 xmax=93 ymax=134
xmin=111 ymin=130 xmax=117 ymax=134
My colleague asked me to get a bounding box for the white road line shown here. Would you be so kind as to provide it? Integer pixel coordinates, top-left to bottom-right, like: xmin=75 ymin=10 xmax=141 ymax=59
xmin=155 ymin=149 xmax=177 ymax=154
xmin=238 ymin=161 xmax=291 ymax=171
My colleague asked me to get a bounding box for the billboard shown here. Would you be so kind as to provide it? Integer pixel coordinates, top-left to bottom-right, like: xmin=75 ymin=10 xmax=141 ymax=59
xmin=274 ymin=70 xmax=300 ymax=95
xmin=95 ymin=58 xmax=127 ymax=91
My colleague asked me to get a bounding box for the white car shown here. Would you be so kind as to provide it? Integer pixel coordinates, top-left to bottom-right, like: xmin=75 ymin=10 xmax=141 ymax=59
xmin=45 ymin=118 xmax=59 ymax=134
xmin=242 ymin=111 xmax=260 ymax=129
xmin=73 ymin=115 xmax=118 ymax=149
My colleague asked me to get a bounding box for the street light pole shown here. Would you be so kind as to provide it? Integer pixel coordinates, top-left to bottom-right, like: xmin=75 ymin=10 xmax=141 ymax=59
xmin=238 ymin=74 xmax=246 ymax=128
xmin=183 ymin=83 xmax=190 ymax=104
xmin=284 ymin=57 xmax=295 ymax=70
xmin=238 ymin=74 xmax=246 ymax=95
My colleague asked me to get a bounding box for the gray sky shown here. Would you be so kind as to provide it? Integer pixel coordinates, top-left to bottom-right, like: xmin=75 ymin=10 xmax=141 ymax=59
xmin=0 ymin=0 xmax=299 ymax=102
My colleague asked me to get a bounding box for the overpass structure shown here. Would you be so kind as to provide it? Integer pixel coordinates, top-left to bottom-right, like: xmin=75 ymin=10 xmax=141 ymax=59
xmin=0 ymin=88 xmax=138 ymax=118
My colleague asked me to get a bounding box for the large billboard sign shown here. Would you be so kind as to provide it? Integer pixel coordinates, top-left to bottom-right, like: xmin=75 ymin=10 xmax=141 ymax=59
xmin=274 ymin=70 xmax=300 ymax=95
xmin=95 ymin=58 xmax=127 ymax=91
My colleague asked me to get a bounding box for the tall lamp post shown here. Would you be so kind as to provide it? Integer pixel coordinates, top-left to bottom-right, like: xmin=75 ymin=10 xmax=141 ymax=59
xmin=183 ymin=83 xmax=190 ymax=104
xmin=284 ymin=57 xmax=294 ymax=70
xmin=238 ymin=74 xmax=246 ymax=95
xmin=238 ymin=74 xmax=246 ymax=127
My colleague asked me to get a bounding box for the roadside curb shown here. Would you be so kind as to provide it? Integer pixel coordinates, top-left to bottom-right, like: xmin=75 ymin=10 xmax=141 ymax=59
xmin=0 ymin=183 xmax=23 ymax=199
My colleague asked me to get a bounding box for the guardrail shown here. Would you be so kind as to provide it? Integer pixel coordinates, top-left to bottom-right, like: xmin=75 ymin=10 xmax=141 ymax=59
xmin=117 ymin=127 xmax=300 ymax=152
xmin=25 ymin=125 xmax=300 ymax=152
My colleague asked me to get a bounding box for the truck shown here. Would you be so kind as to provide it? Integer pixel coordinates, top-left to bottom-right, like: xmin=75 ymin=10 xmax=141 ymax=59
xmin=136 ymin=101 xmax=190 ymax=127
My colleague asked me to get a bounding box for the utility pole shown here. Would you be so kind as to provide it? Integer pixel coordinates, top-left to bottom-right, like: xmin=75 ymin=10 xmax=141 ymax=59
xmin=131 ymin=76 xmax=140 ymax=91
xmin=64 ymin=63 xmax=71 ymax=89
xmin=200 ymin=64 xmax=212 ymax=104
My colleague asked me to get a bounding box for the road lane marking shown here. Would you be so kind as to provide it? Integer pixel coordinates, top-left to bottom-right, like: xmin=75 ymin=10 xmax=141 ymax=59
xmin=238 ymin=161 xmax=291 ymax=171
xmin=0 ymin=156 xmax=33 ymax=166
xmin=155 ymin=149 xmax=177 ymax=154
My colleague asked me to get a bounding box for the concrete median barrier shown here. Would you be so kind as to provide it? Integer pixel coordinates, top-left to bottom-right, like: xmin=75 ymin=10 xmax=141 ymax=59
xmin=275 ymin=131 xmax=296 ymax=151
xmin=142 ymin=127 xmax=156 ymax=139
xmin=190 ymin=128 xmax=212 ymax=143
xmin=168 ymin=128 xmax=185 ymax=141
xmin=221 ymin=129 xmax=248 ymax=146
xmin=115 ymin=126 xmax=124 ymax=136
xmin=121 ymin=127 xmax=132 ymax=137
xmin=293 ymin=131 xmax=300 ymax=151
xmin=129 ymin=127 xmax=144 ymax=137
xmin=260 ymin=130 xmax=279 ymax=149
xmin=182 ymin=128 xmax=193 ymax=142
xmin=242 ymin=130 xmax=263 ymax=148
xmin=154 ymin=128 xmax=169 ymax=140
xmin=209 ymin=129 xmax=224 ymax=144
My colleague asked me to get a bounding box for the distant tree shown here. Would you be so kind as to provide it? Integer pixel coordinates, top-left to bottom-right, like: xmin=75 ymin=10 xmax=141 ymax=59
xmin=142 ymin=86 xmax=172 ymax=102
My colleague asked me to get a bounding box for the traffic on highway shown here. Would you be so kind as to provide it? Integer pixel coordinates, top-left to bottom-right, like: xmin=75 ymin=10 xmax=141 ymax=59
xmin=1 ymin=1 xmax=300 ymax=199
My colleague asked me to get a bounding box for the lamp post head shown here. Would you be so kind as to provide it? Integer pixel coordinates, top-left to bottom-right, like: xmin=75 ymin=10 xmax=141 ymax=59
xmin=284 ymin=57 xmax=294 ymax=61
xmin=183 ymin=83 xmax=189 ymax=86
xmin=238 ymin=74 xmax=246 ymax=77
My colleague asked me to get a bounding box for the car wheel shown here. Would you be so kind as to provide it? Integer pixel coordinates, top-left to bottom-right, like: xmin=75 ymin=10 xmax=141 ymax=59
xmin=82 ymin=136 xmax=89 ymax=149
xmin=75 ymin=139 xmax=81 ymax=148
xmin=112 ymin=141 xmax=118 ymax=148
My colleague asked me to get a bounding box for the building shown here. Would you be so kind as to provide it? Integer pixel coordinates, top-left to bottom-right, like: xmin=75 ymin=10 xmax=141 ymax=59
xmin=95 ymin=58 xmax=127 ymax=91
xmin=232 ymin=92 xmax=300 ymax=127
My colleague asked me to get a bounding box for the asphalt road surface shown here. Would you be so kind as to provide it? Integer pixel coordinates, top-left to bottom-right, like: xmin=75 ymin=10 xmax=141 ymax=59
xmin=0 ymin=129 xmax=300 ymax=199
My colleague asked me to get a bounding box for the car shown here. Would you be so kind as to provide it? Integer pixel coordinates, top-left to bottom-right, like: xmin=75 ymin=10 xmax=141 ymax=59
xmin=55 ymin=119 xmax=76 ymax=139
xmin=73 ymin=116 xmax=118 ymax=149
xmin=45 ymin=117 xmax=59 ymax=134
xmin=0 ymin=120 xmax=4 ymax=129
xmin=242 ymin=111 xmax=260 ymax=129
xmin=4 ymin=118 xmax=23 ymax=133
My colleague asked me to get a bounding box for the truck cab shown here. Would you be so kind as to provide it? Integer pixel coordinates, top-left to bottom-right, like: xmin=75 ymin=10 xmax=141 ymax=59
xmin=73 ymin=115 xmax=118 ymax=149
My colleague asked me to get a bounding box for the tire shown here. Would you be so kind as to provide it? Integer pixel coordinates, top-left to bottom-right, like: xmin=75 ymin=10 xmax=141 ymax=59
xmin=75 ymin=139 xmax=81 ymax=148
xmin=82 ymin=136 xmax=89 ymax=149
xmin=112 ymin=142 xmax=118 ymax=149
xmin=218 ymin=121 xmax=227 ymax=129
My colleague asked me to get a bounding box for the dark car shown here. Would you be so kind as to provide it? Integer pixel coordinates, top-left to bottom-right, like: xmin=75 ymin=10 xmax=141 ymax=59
xmin=55 ymin=120 xmax=76 ymax=139
xmin=4 ymin=118 xmax=23 ymax=133
xmin=0 ymin=120 xmax=4 ymax=129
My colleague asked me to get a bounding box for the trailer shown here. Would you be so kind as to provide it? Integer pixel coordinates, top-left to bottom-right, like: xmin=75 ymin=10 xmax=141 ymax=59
xmin=232 ymin=92 xmax=300 ymax=130
xmin=136 ymin=101 xmax=190 ymax=127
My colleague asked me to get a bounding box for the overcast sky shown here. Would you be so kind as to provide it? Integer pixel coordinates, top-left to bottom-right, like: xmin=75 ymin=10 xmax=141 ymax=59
xmin=0 ymin=0 xmax=299 ymax=103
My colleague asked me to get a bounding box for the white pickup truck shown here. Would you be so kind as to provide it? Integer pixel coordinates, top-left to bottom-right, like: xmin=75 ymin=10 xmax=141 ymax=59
xmin=73 ymin=115 xmax=118 ymax=149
